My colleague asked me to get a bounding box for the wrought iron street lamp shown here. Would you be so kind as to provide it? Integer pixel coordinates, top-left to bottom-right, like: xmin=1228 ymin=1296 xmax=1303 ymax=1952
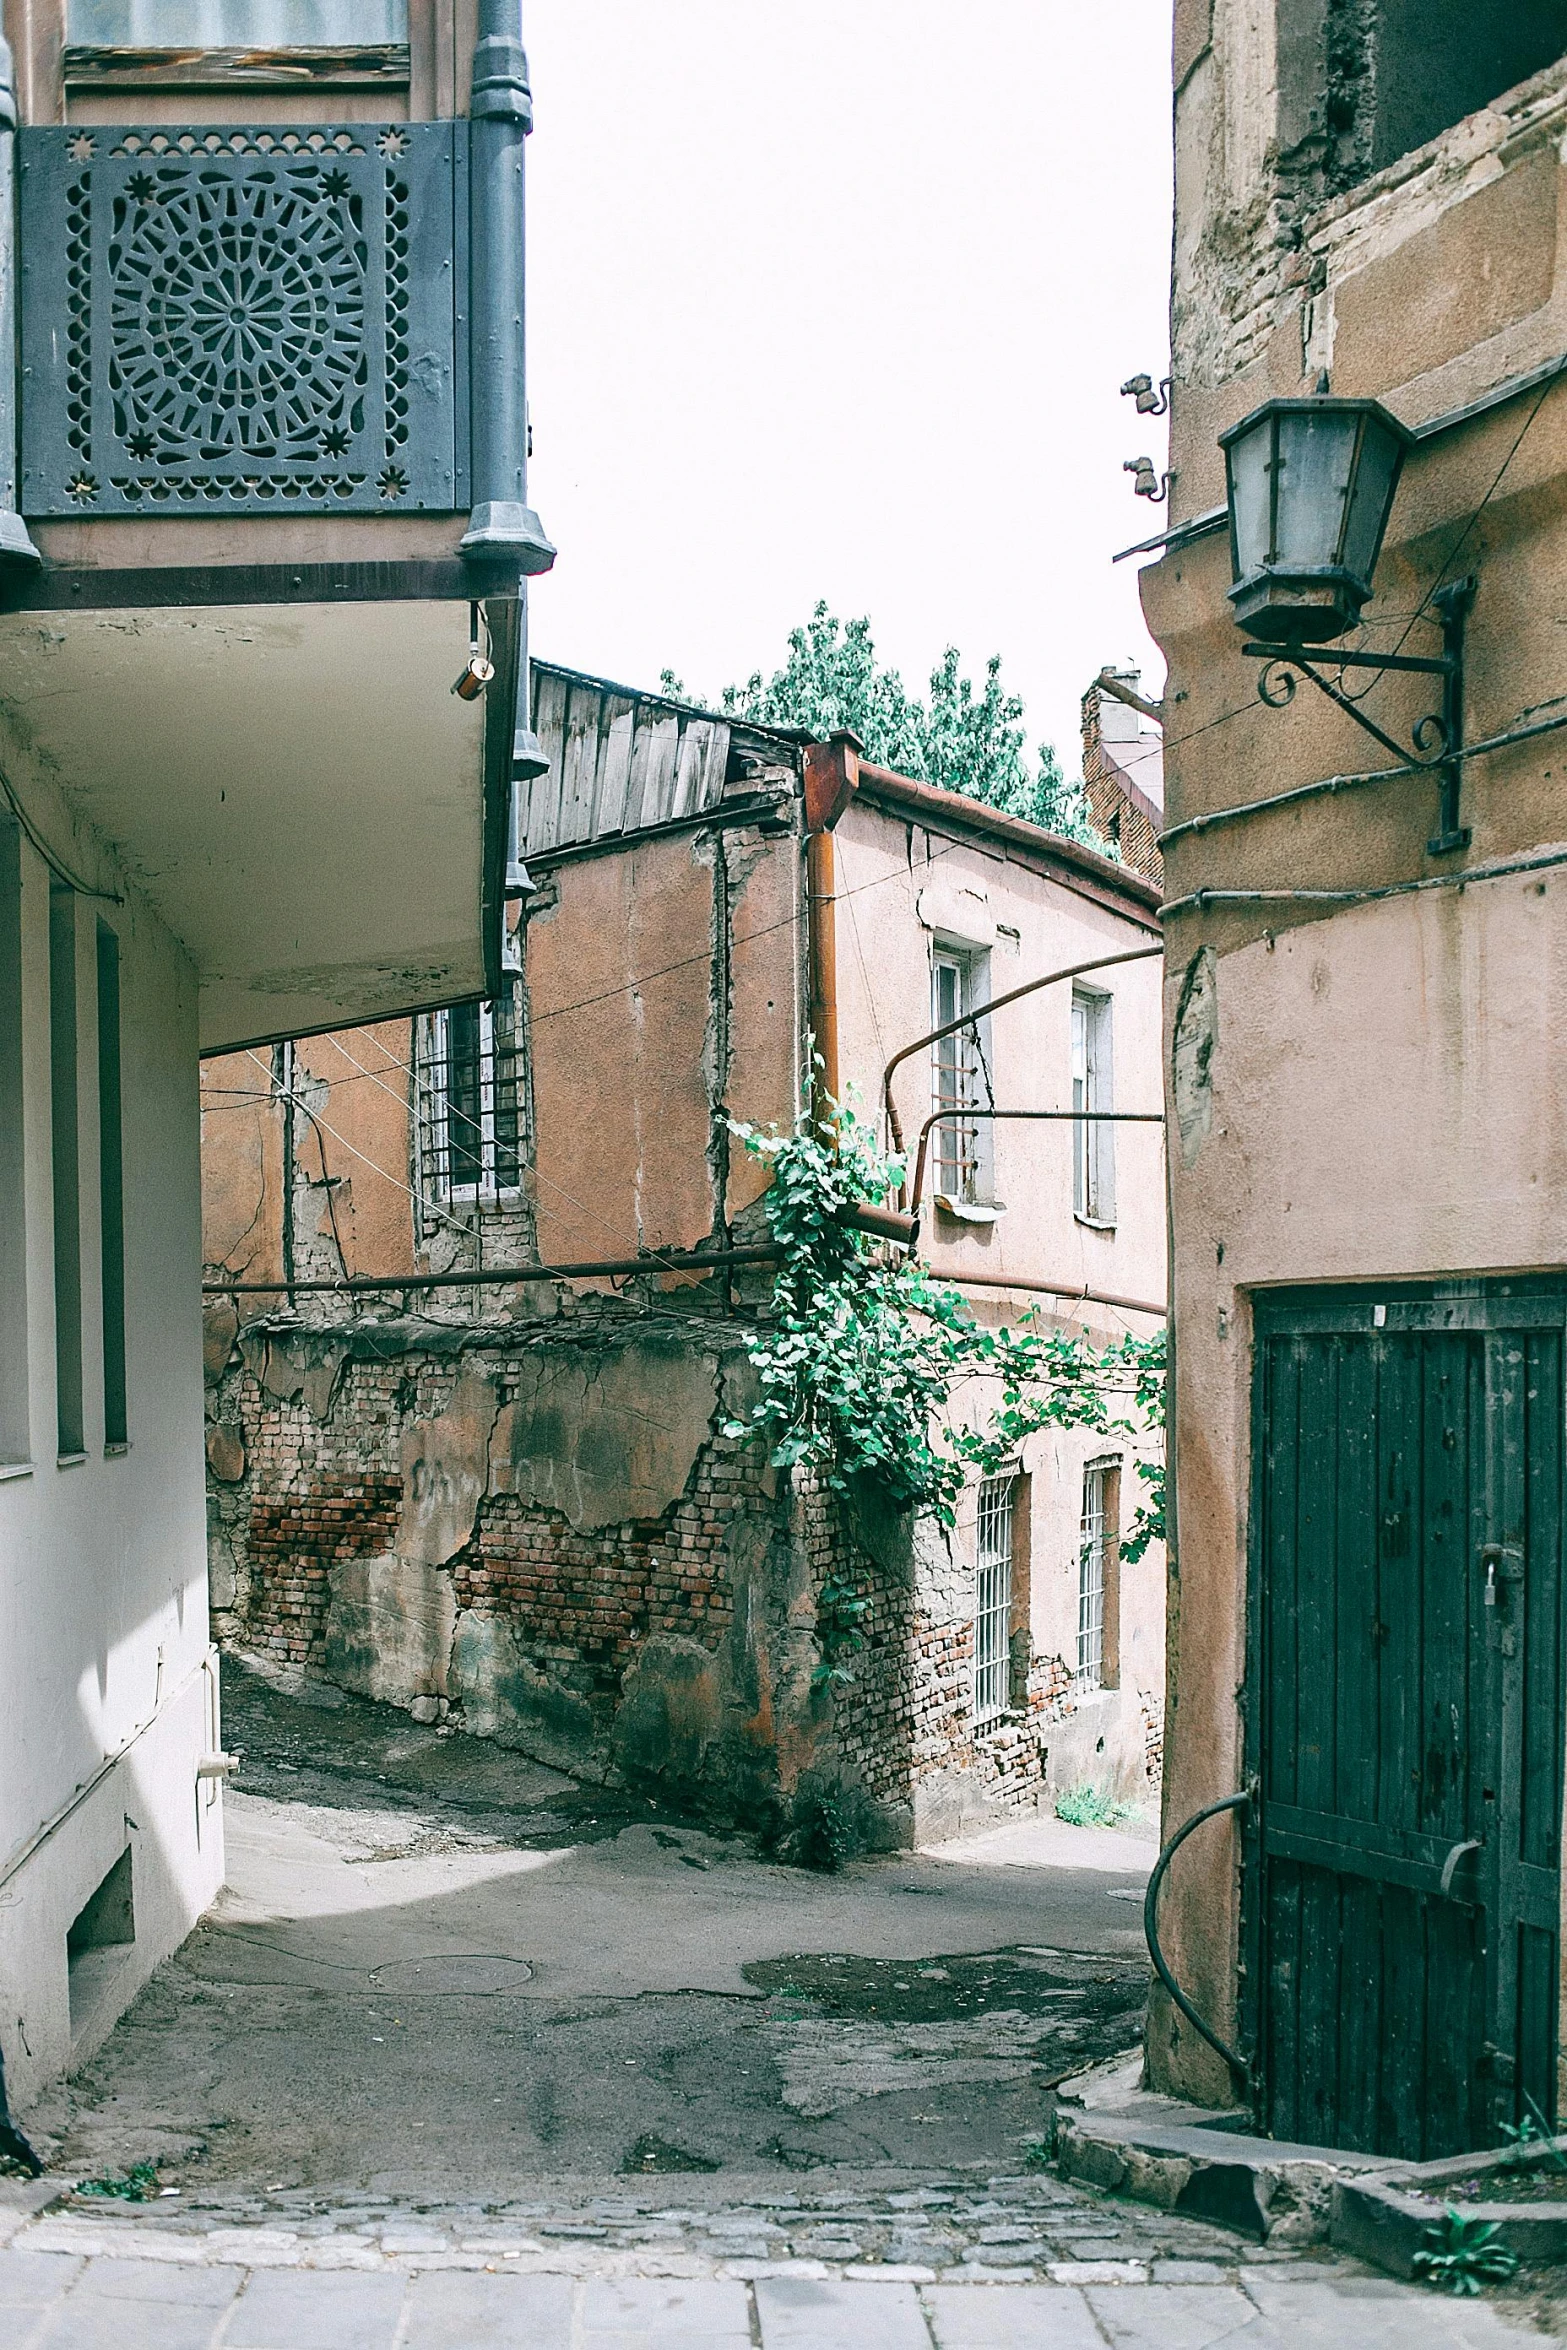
xmin=1221 ymin=393 xmax=1476 ymax=853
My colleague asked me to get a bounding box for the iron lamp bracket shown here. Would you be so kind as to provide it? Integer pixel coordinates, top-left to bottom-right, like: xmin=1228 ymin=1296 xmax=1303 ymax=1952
xmin=1243 ymin=575 xmax=1477 ymax=855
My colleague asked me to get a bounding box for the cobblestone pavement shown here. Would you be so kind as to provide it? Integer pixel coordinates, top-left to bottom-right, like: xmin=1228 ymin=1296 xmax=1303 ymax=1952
xmin=2 ymin=2173 xmax=1559 ymax=2344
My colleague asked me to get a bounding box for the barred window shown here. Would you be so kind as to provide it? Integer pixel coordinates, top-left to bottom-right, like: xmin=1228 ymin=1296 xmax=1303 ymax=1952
xmin=415 ymin=995 xmax=524 ymax=1214
xmin=974 ymin=1475 xmax=1015 ymax=1724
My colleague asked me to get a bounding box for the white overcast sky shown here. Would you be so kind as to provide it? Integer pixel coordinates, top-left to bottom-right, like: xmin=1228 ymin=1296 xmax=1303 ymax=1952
xmin=523 ymin=2 xmax=1172 ymax=780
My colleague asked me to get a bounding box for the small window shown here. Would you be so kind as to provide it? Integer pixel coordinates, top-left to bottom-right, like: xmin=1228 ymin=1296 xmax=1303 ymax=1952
xmin=0 ymin=815 xmax=26 ymax=1467
xmin=66 ymin=1846 xmax=135 ymax=2046
xmin=415 ymin=994 xmax=525 ymax=1216
xmin=1077 ymin=1460 xmax=1120 ymax=1693
xmin=50 ymin=883 xmax=84 ymax=1462
xmin=931 ymin=949 xmax=990 ymax=1204
xmin=1071 ymin=987 xmax=1115 ymax=1225
xmin=974 ymin=1475 xmax=1014 ymax=1724
xmin=96 ymin=922 xmax=127 ymax=1453
xmin=67 ymin=2 xmax=407 ymax=40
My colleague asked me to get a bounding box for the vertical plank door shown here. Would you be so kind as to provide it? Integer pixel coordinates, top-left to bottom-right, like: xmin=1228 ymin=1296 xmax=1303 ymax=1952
xmin=1248 ymin=1283 xmax=1565 ymax=2159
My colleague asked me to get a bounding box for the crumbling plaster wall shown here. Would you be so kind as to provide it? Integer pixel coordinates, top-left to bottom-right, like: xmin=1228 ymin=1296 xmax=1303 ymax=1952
xmin=1147 ymin=9 xmax=1567 ymax=2111
xmin=202 ymin=1288 xmax=1123 ymax=1838
xmin=523 ymin=820 xmax=801 ymax=1267
xmin=1171 ymin=12 xmax=1567 ymax=496
xmin=206 ymin=1298 xmax=922 ymax=1833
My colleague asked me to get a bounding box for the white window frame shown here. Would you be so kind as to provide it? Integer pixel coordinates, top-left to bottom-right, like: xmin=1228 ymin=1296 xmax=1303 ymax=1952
xmin=973 ymin=1474 xmax=1015 ymax=1724
xmin=931 ymin=946 xmax=992 ymax=1205
xmin=1071 ymin=986 xmax=1115 ymax=1227
xmin=414 ymin=996 xmax=525 ymax=1220
xmin=1076 ymin=1460 xmax=1113 ymax=1693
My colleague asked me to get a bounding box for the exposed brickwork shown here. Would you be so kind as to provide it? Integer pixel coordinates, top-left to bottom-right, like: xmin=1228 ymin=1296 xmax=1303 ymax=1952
xmin=1080 ymin=680 xmax=1164 ymax=889
xmin=452 ymin=1444 xmax=750 ymax=1701
xmin=804 ymin=1487 xmax=917 ymax=1812
xmin=1141 ymin=1687 xmax=1165 ymax=1783
xmin=246 ymin=1471 xmax=403 ymax=1662
xmin=209 ymin=1312 xmax=1081 ymax=1836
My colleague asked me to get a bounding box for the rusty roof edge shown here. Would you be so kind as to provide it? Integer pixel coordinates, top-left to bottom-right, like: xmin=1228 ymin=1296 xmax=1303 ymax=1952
xmin=850 ymin=760 xmax=1163 ymax=924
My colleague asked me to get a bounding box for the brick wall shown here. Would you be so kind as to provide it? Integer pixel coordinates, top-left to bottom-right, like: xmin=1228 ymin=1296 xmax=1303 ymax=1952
xmin=451 ymin=1456 xmax=744 ymax=1703
xmin=1080 ymin=680 xmax=1164 ymax=888
xmin=246 ymin=1471 xmax=403 ymax=1662
xmin=207 ymin=1303 xmax=1072 ymax=1841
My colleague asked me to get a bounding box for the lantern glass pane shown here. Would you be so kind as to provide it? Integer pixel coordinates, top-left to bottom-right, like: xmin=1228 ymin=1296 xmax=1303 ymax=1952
xmin=1272 ymin=409 xmax=1359 ymax=569
xmin=1227 ymin=416 xmax=1274 ymax=578
xmin=1340 ymin=417 xmax=1406 ymax=586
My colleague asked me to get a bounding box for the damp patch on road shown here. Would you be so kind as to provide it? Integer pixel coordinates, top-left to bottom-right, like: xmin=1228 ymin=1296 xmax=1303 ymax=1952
xmin=745 ymin=1947 xmax=1149 ymax=2122
xmin=744 ymin=1944 xmax=1148 ymax=2026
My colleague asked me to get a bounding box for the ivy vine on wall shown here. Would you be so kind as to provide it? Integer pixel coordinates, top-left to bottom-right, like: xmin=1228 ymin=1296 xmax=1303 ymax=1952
xmin=724 ymin=1100 xmax=1165 ymax=1688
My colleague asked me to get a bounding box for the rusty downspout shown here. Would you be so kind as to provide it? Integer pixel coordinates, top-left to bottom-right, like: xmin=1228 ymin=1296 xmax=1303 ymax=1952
xmin=803 ymin=731 xmax=861 ymax=1133
xmin=806 ymin=827 xmax=839 ymax=1131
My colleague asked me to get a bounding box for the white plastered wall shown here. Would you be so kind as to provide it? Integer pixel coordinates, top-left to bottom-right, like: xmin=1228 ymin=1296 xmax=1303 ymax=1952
xmin=0 ymin=812 xmax=223 ymax=2113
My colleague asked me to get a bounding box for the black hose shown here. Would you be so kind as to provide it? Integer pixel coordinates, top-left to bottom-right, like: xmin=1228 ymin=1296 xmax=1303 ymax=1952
xmin=1143 ymin=1788 xmax=1252 ymax=2088
xmin=0 ymin=2039 xmax=41 ymax=2178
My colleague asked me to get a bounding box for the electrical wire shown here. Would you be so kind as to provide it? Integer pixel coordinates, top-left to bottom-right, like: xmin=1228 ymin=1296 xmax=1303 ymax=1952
xmin=1160 ymin=837 xmax=1567 ymax=920
xmin=302 ymin=1023 xmax=716 ymax=1277
xmin=0 ymin=767 xmax=123 ymax=903
xmin=241 ymin=1048 xmax=473 ymax=1245
xmin=525 ymin=833 xmax=975 ymax=1031
xmin=238 ymin=1047 xmax=723 ymax=1292
xmin=1342 ymin=363 xmax=1567 ymax=697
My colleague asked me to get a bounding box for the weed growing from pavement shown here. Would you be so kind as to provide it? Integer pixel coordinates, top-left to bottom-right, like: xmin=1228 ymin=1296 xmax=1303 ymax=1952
xmin=1413 ymin=2207 xmax=1521 ymax=2295
xmin=74 ymin=2161 xmax=160 ymax=2202
xmin=1055 ymin=1783 xmax=1140 ymax=1830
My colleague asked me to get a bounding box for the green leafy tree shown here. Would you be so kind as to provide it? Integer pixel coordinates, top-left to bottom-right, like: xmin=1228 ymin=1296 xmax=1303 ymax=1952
xmin=722 ymin=602 xmax=1108 ymax=852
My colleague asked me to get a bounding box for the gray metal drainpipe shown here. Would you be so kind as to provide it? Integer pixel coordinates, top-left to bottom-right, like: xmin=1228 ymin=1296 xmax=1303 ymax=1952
xmin=0 ymin=32 xmax=39 ymax=572
xmin=460 ymin=0 xmax=557 ymax=573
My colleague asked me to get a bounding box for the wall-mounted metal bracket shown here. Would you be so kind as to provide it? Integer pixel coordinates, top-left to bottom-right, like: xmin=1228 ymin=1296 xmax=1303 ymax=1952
xmin=1242 ymin=576 xmax=1476 ymax=856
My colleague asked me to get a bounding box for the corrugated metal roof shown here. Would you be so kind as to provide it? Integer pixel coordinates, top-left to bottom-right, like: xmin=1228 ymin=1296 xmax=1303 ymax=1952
xmin=520 ymin=662 xmax=779 ymax=857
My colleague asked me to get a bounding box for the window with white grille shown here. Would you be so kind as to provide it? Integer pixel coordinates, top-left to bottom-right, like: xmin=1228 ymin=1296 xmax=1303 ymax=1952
xmin=1077 ymin=1462 xmax=1110 ymax=1691
xmin=1072 ymin=987 xmax=1115 ymax=1224
xmin=932 ymin=949 xmax=990 ymax=1203
xmin=414 ymin=994 xmax=524 ymax=1218
xmin=974 ymin=1475 xmax=1014 ymax=1723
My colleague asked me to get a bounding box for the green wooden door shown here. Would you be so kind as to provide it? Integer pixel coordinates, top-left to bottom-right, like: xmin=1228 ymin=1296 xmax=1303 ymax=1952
xmin=1248 ymin=1285 xmax=1566 ymax=2158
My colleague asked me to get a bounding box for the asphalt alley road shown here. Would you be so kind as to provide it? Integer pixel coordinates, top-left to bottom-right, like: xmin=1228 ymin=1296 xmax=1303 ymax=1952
xmin=10 ymin=1660 xmax=1562 ymax=2340
xmin=27 ymin=1656 xmax=1162 ymax=2196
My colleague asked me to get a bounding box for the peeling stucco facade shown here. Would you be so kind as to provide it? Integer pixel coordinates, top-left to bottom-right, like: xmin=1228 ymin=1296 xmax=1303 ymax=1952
xmin=201 ymin=669 xmax=1169 ymax=1845
xmin=1146 ymin=8 xmax=1567 ymax=2118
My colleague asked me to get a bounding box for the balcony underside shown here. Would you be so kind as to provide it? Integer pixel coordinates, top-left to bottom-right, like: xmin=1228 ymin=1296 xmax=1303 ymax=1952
xmin=0 ymin=593 xmax=514 ymax=1052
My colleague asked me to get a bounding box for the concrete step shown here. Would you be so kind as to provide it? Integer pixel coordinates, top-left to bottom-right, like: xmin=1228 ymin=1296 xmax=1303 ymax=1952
xmin=1054 ymin=2106 xmax=1398 ymax=2243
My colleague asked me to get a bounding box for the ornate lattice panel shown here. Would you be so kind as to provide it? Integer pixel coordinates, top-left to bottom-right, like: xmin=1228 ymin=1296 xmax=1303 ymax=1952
xmin=18 ymin=125 xmax=466 ymax=518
